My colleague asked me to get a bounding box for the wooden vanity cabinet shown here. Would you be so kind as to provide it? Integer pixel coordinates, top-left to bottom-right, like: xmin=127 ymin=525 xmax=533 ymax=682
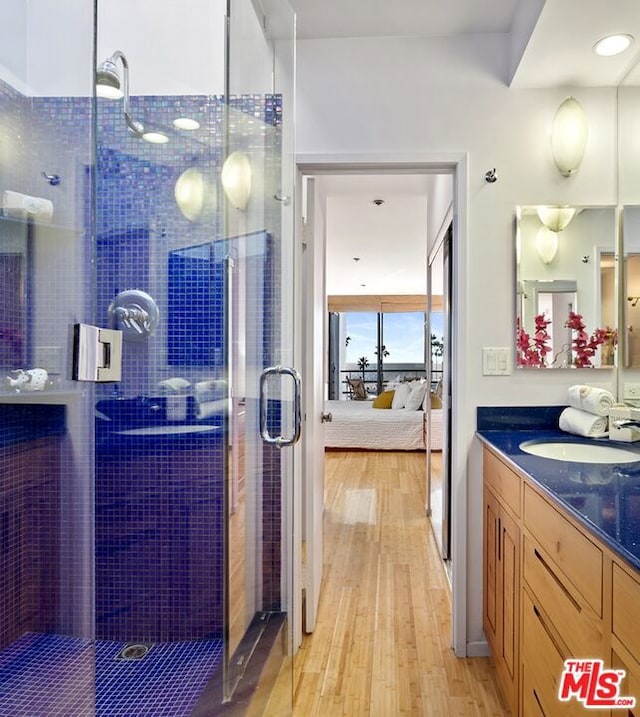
xmin=612 ymin=562 xmax=640 ymax=717
xmin=483 ymin=451 xmax=521 ymax=715
xmin=483 ymin=445 xmax=618 ymax=716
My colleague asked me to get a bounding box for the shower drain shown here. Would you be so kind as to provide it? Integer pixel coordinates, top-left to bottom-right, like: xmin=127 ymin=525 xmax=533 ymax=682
xmin=116 ymin=643 xmax=153 ymax=660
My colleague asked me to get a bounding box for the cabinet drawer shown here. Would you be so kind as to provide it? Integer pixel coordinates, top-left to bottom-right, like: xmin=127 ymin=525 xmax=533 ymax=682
xmin=523 ymin=535 xmax=603 ymax=658
xmin=612 ymin=563 xmax=640 ymax=661
xmin=522 ymin=590 xmax=592 ymax=717
xmin=484 ymin=449 xmax=521 ymax=517
xmin=524 ymin=484 xmax=602 ymax=615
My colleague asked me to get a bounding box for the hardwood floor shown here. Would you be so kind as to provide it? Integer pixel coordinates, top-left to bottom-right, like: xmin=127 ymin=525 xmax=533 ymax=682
xmin=268 ymin=450 xmax=508 ymax=716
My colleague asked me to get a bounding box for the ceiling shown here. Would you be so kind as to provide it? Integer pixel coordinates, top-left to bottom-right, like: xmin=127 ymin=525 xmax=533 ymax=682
xmin=321 ymin=174 xmax=443 ymax=296
xmin=288 ymin=0 xmax=518 ymax=40
xmin=288 ymin=0 xmax=640 ymax=87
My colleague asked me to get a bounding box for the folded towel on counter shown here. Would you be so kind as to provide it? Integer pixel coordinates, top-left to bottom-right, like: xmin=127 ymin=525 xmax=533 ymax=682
xmin=567 ymin=385 xmax=615 ymax=416
xmin=559 ymin=407 xmax=608 ymax=438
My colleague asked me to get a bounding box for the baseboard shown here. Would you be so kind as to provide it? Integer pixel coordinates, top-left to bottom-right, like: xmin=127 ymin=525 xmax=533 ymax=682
xmin=466 ymin=639 xmax=490 ymax=657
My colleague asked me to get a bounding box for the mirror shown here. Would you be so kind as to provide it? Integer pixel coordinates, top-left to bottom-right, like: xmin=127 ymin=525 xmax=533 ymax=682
xmin=0 ymin=216 xmax=29 ymax=369
xmin=516 ymin=205 xmax=616 ymax=369
xmin=623 ymin=206 xmax=640 ymax=368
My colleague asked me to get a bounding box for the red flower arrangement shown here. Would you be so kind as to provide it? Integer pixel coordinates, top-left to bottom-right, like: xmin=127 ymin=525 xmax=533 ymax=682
xmin=517 ymin=312 xmax=617 ymax=368
xmin=516 ymin=313 xmax=552 ymax=367
xmin=565 ymin=311 xmax=615 ymax=368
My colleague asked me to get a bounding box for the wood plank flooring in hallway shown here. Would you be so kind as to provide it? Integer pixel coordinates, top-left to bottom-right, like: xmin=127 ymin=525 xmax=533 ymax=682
xmin=270 ymin=450 xmax=508 ymax=716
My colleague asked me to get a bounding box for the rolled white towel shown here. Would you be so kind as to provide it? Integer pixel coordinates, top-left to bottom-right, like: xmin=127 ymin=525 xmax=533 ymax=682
xmin=567 ymin=385 xmax=615 ymax=416
xmin=559 ymin=407 xmax=608 ymax=438
xmin=2 ymin=190 xmax=54 ymax=224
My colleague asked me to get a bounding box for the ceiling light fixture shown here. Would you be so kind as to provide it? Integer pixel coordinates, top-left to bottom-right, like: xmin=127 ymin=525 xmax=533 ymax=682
xmin=173 ymin=117 xmax=200 ymax=131
xmin=593 ymin=34 xmax=634 ymax=57
xmin=141 ymin=131 xmax=169 ymax=145
xmin=551 ymin=97 xmax=588 ymax=177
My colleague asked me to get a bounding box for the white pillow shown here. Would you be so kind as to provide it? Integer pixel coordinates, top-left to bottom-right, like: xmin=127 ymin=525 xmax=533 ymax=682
xmin=404 ymin=382 xmax=427 ymax=411
xmin=391 ymin=382 xmax=411 ymax=409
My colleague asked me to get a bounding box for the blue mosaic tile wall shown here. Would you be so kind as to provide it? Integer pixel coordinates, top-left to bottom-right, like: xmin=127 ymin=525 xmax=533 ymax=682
xmin=91 ymin=93 xmax=283 ymax=642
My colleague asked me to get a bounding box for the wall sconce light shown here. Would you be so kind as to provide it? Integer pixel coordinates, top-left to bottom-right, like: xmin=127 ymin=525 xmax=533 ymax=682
xmin=221 ymin=152 xmax=252 ymax=210
xmin=551 ymin=97 xmax=588 ymax=177
xmin=174 ymin=168 xmax=216 ymax=222
xmin=536 ymin=205 xmax=576 ymax=232
xmin=535 ymin=225 xmax=559 ymax=264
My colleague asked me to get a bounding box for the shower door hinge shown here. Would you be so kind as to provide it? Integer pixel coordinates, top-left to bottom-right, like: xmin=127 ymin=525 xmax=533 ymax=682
xmin=72 ymin=323 xmax=123 ymax=382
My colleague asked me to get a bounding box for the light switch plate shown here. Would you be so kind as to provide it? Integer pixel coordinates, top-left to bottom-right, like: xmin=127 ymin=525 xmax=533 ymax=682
xmin=483 ymin=347 xmax=512 ymax=376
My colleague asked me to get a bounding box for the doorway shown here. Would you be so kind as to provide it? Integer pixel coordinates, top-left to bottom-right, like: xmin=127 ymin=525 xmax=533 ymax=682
xmin=296 ymin=159 xmax=465 ymax=653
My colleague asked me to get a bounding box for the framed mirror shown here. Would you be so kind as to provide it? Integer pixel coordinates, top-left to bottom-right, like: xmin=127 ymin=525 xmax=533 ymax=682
xmin=0 ymin=216 xmax=29 ymax=370
xmin=515 ymin=205 xmax=617 ymax=369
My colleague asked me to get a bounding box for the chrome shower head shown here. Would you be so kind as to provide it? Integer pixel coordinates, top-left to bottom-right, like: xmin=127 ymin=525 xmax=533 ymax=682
xmin=96 ymin=56 xmax=123 ymax=99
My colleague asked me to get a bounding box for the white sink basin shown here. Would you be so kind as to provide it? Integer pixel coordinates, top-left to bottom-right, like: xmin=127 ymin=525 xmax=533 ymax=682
xmin=519 ymin=440 xmax=640 ymax=464
xmin=117 ymin=425 xmax=219 ymax=437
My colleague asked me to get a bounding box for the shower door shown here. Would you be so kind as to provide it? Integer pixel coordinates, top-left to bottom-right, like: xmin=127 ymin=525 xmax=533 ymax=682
xmin=223 ymin=0 xmax=297 ymax=711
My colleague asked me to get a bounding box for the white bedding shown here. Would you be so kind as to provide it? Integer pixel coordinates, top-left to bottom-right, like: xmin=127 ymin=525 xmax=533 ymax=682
xmin=323 ymin=400 xmax=443 ymax=451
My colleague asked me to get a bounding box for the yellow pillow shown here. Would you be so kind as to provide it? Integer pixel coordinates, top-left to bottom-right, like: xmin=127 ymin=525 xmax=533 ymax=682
xmin=430 ymin=391 xmax=443 ymax=409
xmin=372 ymin=390 xmax=395 ymax=409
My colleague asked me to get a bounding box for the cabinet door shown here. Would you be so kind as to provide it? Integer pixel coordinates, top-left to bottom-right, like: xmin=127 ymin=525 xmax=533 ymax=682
xmin=484 ymin=488 xmax=499 ymax=650
xmin=500 ymin=508 xmax=520 ymax=696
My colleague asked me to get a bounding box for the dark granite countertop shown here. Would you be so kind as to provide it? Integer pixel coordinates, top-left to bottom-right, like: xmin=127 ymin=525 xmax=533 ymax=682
xmin=477 ymin=406 xmax=640 ymax=574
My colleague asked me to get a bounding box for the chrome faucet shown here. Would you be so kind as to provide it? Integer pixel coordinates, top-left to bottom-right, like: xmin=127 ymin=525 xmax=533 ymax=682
xmin=611 ymin=419 xmax=640 ymax=432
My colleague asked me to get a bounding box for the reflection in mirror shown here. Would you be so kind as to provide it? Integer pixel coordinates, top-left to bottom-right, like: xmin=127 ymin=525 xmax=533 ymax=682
xmin=623 ymin=206 xmax=640 ymax=367
xmin=0 ymin=217 xmax=29 ymax=370
xmin=515 ymin=205 xmax=616 ymax=369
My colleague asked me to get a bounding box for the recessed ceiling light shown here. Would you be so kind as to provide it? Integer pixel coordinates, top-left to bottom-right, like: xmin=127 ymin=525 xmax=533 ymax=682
xmin=593 ymin=34 xmax=634 ymax=57
xmin=142 ymin=130 xmax=169 ymax=144
xmin=353 ymin=257 xmax=360 ymax=262
xmin=173 ymin=117 xmax=200 ymax=130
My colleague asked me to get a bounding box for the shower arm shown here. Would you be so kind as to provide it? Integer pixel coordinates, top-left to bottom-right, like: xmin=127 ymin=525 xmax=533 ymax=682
xmin=110 ymin=50 xmax=143 ymax=138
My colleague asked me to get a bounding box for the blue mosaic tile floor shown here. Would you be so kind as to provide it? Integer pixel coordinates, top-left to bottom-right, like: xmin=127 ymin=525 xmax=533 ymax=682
xmin=0 ymin=633 xmax=223 ymax=716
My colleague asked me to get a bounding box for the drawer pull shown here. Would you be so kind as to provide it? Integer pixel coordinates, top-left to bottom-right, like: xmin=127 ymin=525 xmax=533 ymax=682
xmin=534 ymin=547 xmax=581 ymax=612
xmin=532 ymin=601 xmax=566 ymax=658
xmin=533 ymin=688 xmax=547 ymax=717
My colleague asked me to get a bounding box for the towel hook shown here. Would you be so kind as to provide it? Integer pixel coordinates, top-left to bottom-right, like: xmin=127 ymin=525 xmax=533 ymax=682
xmin=42 ymin=172 xmax=61 ymax=186
xmin=484 ymin=168 xmax=497 ymax=184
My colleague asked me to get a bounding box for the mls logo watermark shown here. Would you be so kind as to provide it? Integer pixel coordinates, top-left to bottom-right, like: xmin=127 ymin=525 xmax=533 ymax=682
xmin=558 ymin=659 xmax=636 ymax=709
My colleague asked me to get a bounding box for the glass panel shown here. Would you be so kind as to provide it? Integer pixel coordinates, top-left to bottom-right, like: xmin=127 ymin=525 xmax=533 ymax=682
xmin=381 ymin=312 xmax=427 ymax=389
xmin=227 ymin=0 xmax=296 ymax=712
xmin=94 ymin=0 xmax=231 ymax=713
xmin=343 ymin=311 xmax=377 ymax=397
xmin=0 ymin=0 xmax=96 ymax=712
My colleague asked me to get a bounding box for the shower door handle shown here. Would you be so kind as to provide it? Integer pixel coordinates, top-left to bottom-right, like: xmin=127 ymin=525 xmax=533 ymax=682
xmin=259 ymin=366 xmax=302 ymax=447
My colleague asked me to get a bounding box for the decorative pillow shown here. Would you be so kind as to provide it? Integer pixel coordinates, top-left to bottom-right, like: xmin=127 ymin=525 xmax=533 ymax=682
xmin=347 ymin=377 xmax=368 ymax=400
xmin=391 ymin=381 xmax=411 ymax=409
xmin=429 ymin=391 xmax=443 ymax=409
xmin=404 ymin=381 xmax=427 ymax=411
xmin=372 ymin=390 xmax=394 ymax=409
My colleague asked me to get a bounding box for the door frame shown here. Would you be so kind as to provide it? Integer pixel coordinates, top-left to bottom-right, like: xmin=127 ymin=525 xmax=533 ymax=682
xmin=295 ymin=152 xmax=469 ymax=657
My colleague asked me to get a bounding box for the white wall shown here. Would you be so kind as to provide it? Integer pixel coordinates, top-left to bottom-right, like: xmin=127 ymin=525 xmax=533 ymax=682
xmin=296 ymin=33 xmax=618 ymax=653
xmin=0 ymin=1 xmax=27 ymax=92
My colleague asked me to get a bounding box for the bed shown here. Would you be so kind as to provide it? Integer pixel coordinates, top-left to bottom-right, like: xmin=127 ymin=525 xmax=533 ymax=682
xmin=323 ymin=399 xmax=443 ymax=451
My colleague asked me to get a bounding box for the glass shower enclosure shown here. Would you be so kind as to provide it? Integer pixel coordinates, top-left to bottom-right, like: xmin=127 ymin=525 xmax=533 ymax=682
xmin=0 ymin=0 xmax=296 ymax=714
